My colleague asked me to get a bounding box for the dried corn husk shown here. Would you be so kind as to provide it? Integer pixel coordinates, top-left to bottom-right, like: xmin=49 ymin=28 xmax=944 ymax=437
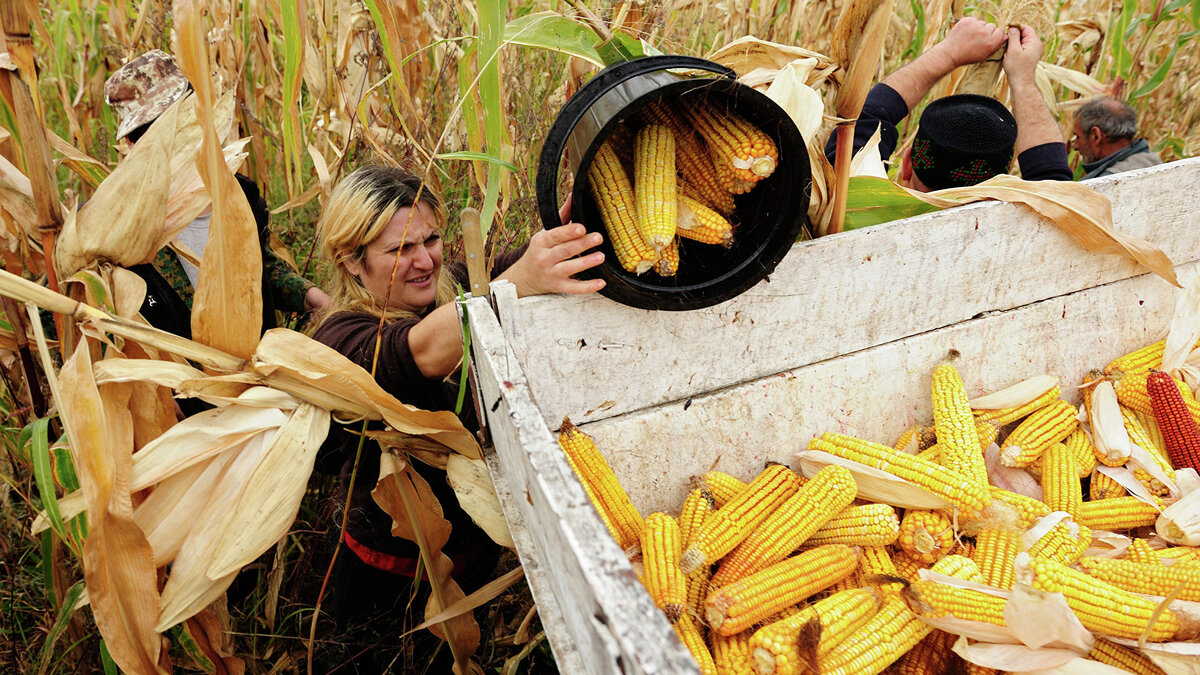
xmin=795 ymin=449 xmax=951 ymax=509
xmin=1158 ymin=470 xmax=1200 ymax=546
xmin=1163 ymin=273 xmax=1200 ymax=376
xmin=1090 ymin=381 xmax=1133 ymax=466
xmin=707 ymin=36 xmax=835 ymax=81
xmin=970 ymin=375 xmax=1058 ymax=410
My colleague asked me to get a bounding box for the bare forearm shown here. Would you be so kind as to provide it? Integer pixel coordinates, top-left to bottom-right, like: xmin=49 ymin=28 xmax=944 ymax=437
xmin=409 ymin=302 xmax=466 ymax=378
xmin=1007 ymin=74 xmax=1062 ymax=155
xmin=881 ymin=43 xmax=959 ymax=111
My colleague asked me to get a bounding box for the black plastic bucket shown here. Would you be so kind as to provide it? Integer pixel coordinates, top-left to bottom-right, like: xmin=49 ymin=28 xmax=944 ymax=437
xmin=536 ymin=55 xmax=811 ymax=311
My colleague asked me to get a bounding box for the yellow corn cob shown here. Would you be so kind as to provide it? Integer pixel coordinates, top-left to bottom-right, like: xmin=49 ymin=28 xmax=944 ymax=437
xmin=973 ymin=385 xmax=1062 ymax=426
xmin=1089 ymin=468 xmax=1128 ymax=501
xmin=563 ymin=445 xmax=629 ymax=550
xmin=890 ymin=548 xmax=928 ymax=583
xmin=894 ymin=425 xmax=920 ymax=452
xmin=904 ymin=579 xmax=1009 ymax=627
xmin=1077 ymin=556 xmax=1200 ymax=601
xmin=1017 ymin=552 xmax=1186 ymax=641
xmin=804 ymin=503 xmax=900 ymax=547
xmin=856 ymin=545 xmax=906 ymax=598
xmin=1133 ymin=468 xmax=1172 ymax=497
xmin=895 ymin=629 xmax=959 ymax=675
xmin=819 ymin=597 xmax=932 ymax=675
xmin=655 ymin=238 xmax=680 ymax=277
xmin=1041 ymin=442 xmax=1083 ymax=519
xmin=633 ymin=123 xmax=677 ymax=252
xmin=1087 ymin=638 xmax=1168 ymax=675
xmin=1027 ymin=518 xmax=1091 ymax=565
xmin=749 ymin=587 xmax=881 ymax=675
xmin=973 ymin=528 xmax=1022 ymax=589
xmin=951 ymin=539 xmax=976 ymax=558
xmin=705 ymin=544 xmax=859 ymax=635
xmin=930 ymin=554 xmax=984 ymax=583
xmin=681 ymin=464 xmax=802 ymax=574
xmin=810 ymin=433 xmax=991 ymax=516
xmin=674 ymin=613 xmax=718 ymax=675
xmin=932 ymin=362 xmax=990 ymax=488
xmin=676 ymin=193 xmax=734 ymax=247
xmin=683 ymin=99 xmax=778 ymax=184
xmin=1106 ymin=339 xmax=1170 ymax=375
xmin=998 ymin=399 xmax=1079 ymax=468
xmin=898 ymin=510 xmax=956 ymax=565
xmin=1124 ymin=537 xmax=1159 ymax=564
xmin=1155 ymin=546 xmax=1200 ymax=564
xmin=702 ymin=471 xmax=747 ymax=508
xmin=640 ymin=99 xmax=736 ymax=216
xmin=587 ymin=140 xmax=657 ymax=274
xmin=1134 ymin=409 xmax=1169 ymax=459
xmin=1115 ymin=371 xmax=1200 ymax=423
xmin=711 ymin=465 xmax=856 ymax=585
xmin=1078 ymin=496 xmax=1163 ymax=531
xmin=641 ymin=513 xmax=686 ymax=622
xmin=679 ymin=488 xmax=712 ymax=549
xmin=987 ymin=487 xmax=1052 ymax=527
xmin=1063 ymin=428 xmax=1098 ymax=478
xmin=685 ymin=568 xmax=711 ymax=628
xmin=558 ymin=417 xmax=643 ymax=551
xmin=975 ymin=420 xmax=1000 ymax=450
xmin=916 ymin=444 xmax=940 ymax=463
xmin=711 ymin=630 xmax=755 ymax=675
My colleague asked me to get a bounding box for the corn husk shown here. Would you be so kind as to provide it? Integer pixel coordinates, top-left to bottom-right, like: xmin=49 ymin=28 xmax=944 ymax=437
xmin=1157 ymin=470 xmax=1200 ymax=546
xmin=1163 ymin=273 xmax=1200 ymax=376
xmin=849 ymin=124 xmax=888 ymax=179
xmin=970 ymin=376 xmax=1059 ymax=410
xmin=762 ymin=58 xmax=826 ymax=142
xmin=985 ymin=442 xmax=1043 ymax=499
xmin=1090 ymin=381 xmax=1133 ymax=466
xmin=706 ymin=36 xmax=835 ymax=80
xmin=795 ymin=449 xmax=951 ymax=509
xmin=135 ymin=455 xmax=234 ymax=567
xmin=446 ymin=454 xmax=513 ymax=549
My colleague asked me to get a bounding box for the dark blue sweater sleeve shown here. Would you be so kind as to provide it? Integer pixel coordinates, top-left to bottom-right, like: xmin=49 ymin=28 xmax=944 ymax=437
xmin=1016 ymin=142 xmax=1073 ymax=181
xmin=824 ymin=83 xmax=909 ymax=164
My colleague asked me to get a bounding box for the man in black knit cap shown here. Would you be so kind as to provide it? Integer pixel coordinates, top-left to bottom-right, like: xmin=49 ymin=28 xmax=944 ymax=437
xmin=825 ymin=17 xmax=1072 ymax=191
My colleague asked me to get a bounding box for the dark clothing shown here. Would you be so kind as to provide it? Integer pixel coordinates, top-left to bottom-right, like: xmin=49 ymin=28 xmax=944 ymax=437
xmin=823 ymin=83 xmax=1074 ymax=183
xmin=1080 ymin=138 xmax=1163 ymax=180
xmin=310 ymin=247 xmax=524 ymax=590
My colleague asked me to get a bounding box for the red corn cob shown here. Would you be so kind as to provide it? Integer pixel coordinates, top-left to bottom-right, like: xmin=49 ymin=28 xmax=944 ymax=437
xmin=1147 ymin=370 xmax=1200 ymax=472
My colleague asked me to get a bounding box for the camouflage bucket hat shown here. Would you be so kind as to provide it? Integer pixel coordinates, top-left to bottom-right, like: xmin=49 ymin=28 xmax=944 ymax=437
xmin=104 ymin=50 xmax=190 ymax=140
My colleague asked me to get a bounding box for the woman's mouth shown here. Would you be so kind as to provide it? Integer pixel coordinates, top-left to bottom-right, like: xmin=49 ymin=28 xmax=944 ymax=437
xmin=408 ymin=273 xmax=432 ymax=286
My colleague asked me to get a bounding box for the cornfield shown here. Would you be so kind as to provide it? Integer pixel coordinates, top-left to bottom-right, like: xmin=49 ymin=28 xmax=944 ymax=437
xmin=1 ymin=0 xmax=1198 ymax=673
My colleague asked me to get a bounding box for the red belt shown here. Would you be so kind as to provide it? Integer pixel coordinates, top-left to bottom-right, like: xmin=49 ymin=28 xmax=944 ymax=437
xmin=343 ymin=530 xmax=470 ymax=579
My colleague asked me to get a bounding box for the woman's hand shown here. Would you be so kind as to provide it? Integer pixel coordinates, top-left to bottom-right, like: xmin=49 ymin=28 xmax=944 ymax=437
xmin=500 ymin=222 xmax=607 ymax=297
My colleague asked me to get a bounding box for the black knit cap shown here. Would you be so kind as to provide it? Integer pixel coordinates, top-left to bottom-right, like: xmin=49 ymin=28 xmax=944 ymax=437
xmin=911 ymin=94 xmax=1017 ymax=190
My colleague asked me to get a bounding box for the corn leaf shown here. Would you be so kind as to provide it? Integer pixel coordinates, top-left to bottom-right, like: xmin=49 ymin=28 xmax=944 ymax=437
xmin=501 ymin=11 xmax=609 ymax=66
xmin=436 ymin=151 xmax=520 ymax=172
xmin=831 ymin=0 xmax=894 ymax=119
xmin=59 ymin=343 xmax=164 ymax=674
xmin=134 ymin=456 xmax=231 ymax=567
xmin=844 ymin=176 xmax=940 ymax=230
xmin=36 ymin=581 xmax=86 ymax=674
xmin=30 ymin=416 xmax=76 ymax=552
xmin=207 ymin=403 xmax=330 ymax=578
xmin=446 ymin=454 xmax=513 ymax=549
xmin=279 ymin=0 xmax=306 ymax=195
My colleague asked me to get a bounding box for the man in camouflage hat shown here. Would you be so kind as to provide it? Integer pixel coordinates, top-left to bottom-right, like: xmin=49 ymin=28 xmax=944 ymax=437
xmin=104 ymin=50 xmax=329 ymax=344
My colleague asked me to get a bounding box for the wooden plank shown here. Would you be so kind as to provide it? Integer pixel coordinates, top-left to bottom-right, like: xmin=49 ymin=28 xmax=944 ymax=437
xmin=504 ymin=158 xmax=1200 ymax=430
xmin=467 ymin=293 xmax=699 ymax=675
xmin=579 ymin=263 xmax=1193 ymax=515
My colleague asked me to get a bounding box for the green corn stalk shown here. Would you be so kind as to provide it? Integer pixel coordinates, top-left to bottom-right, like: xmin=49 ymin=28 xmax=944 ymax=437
xmin=279 ymin=0 xmax=307 ymax=197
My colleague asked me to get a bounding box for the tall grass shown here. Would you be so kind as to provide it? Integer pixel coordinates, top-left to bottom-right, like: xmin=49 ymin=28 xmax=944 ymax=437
xmin=3 ymin=0 xmax=1200 ymax=672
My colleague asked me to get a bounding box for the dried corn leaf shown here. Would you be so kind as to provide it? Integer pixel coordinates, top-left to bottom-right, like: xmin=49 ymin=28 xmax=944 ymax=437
xmin=207 ymin=403 xmax=330 ymax=578
xmin=1040 ymin=62 xmax=1110 ymax=98
xmin=831 ymin=0 xmax=894 ymax=119
xmin=59 ymin=344 xmax=165 ymax=674
xmin=130 ymin=404 xmax=290 ymax=490
xmin=94 ymin=357 xmax=207 ymax=389
xmin=177 ymin=0 xmax=262 ymax=361
xmin=970 ymin=375 xmax=1058 ymax=410
xmin=55 ymin=115 xmax=171 ymax=277
xmin=373 ymin=453 xmax=481 ymax=671
xmin=911 ymin=175 xmax=1179 ymax=287
xmin=252 ymin=329 xmax=481 ymax=458
xmin=707 ymin=36 xmax=835 ymax=80
xmin=0 ymin=153 xmax=38 ymax=239
xmin=134 ymin=454 xmax=233 ymax=567
xmin=446 ymin=454 xmax=513 ymax=549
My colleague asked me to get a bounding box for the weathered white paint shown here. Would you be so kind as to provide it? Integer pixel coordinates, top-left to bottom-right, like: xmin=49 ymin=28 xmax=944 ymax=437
xmin=499 ymin=157 xmax=1200 ymax=430
xmin=468 ymin=291 xmax=699 ymax=675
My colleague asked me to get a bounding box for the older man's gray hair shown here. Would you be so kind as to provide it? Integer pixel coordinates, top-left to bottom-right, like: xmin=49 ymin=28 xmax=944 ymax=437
xmin=1075 ymin=96 xmax=1139 ymax=140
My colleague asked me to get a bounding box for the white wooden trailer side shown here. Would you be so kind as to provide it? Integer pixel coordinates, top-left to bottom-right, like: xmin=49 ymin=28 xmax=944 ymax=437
xmin=466 ymin=157 xmax=1200 ymax=674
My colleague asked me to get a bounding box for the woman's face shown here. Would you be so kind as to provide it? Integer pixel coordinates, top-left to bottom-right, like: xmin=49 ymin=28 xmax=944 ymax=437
xmin=344 ymin=203 xmax=444 ymax=312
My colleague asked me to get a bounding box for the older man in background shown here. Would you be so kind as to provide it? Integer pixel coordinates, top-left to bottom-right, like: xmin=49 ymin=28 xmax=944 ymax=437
xmin=1072 ymin=96 xmax=1163 ymax=179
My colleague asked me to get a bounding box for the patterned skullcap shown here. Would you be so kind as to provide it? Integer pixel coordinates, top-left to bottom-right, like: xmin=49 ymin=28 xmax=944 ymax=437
xmin=104 ymin=50 xmax=190 ymax=140
xmin=911 ymin=94 xmax=1017 ymax=190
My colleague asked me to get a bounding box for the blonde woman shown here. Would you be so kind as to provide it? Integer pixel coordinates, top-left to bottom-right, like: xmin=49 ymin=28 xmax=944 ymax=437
xmin=312 ymin=164 xmax=603 ymax=670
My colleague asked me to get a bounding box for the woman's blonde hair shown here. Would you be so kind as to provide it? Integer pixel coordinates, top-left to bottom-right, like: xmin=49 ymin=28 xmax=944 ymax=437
xmin=316 ymin=165 xmax=457 ymax=324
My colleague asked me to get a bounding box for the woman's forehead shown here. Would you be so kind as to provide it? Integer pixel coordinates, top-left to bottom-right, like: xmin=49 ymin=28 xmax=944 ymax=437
xmin=377 ymin=203 xmax=440 ymax=242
